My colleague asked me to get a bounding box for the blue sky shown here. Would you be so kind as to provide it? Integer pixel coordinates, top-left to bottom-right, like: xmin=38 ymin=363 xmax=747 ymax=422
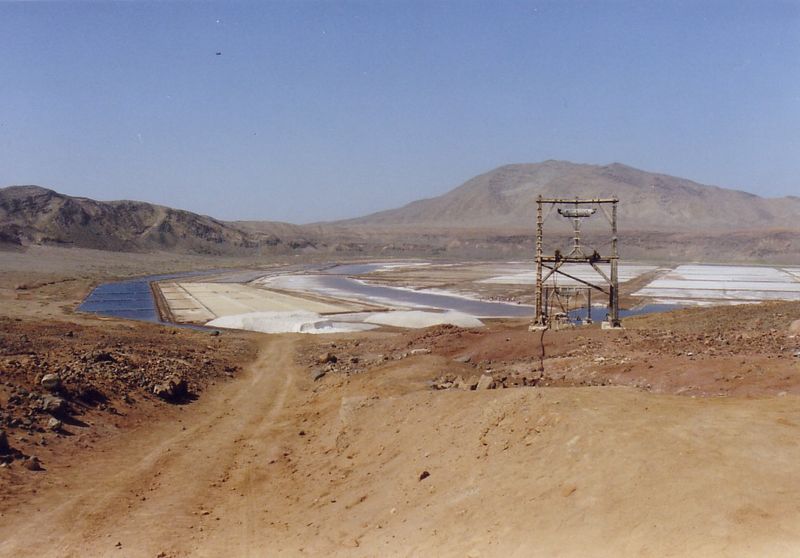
xmin=1 ymin=1 xmax=798 ymax=222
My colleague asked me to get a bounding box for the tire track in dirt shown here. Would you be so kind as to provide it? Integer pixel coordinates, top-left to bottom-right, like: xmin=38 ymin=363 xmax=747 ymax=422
xmin=0 ymin=335 xmax=298 ymax=558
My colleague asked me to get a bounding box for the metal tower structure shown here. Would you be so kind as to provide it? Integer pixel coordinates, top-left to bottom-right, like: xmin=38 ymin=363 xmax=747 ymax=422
xmin=532 ymin=196 xmax=620 ymax=329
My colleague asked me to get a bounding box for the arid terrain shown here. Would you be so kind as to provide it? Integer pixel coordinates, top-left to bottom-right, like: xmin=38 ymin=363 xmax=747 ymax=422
xmin=4 ymin=160 xmax=800 ymax=263
xmin=4 ymin=0 xmax=798 ymax=554
xmin=1 ymin=246 xmax=800 ymax=557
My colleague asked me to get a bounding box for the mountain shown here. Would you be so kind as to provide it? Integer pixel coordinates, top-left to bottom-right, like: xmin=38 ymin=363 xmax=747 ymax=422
xmin=0 ymin=186 xmax=299 ymax=254
xmin=340 ymin=161 xmax=800 ymax=231
xmin=3 ymin=161 xmax=799 ymax=263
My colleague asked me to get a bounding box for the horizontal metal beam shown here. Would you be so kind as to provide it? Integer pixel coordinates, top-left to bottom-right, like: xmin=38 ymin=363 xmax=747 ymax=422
xmin=541 ymin=256 xmax=612 ymax=263
xmin=537 ymin=198 xmax=618 ymax=204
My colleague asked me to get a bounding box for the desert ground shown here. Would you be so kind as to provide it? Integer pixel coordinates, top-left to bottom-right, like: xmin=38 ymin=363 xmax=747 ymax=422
xmin=1 ymin=247 xmax=800 ymax=557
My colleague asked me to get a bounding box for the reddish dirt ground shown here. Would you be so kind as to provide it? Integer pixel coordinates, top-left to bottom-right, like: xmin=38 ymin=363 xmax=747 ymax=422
xmin=1 ymin=250 xmax=800 ymax=556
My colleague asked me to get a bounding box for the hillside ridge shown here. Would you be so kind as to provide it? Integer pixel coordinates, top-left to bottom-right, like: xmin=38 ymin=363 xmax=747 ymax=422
xmin=338 ymin=161 xmax=800 ymax=231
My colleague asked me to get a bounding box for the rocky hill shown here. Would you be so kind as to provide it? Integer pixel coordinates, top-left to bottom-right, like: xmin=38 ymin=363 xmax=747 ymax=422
xmin=3 ymin=161 xmax=799 ymax=263
xmin=0 ymin=186 xmax=296 ymax=254
xmin=340 ymin=161 xmax=800 ymax=232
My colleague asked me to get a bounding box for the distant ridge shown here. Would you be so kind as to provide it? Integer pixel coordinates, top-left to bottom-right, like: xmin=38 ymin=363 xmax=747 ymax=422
xmin=337 ymin=161 xmax=800 ymax=231
xmin=2 ymin=160 xmax=799 ymax=263
xmin=0 ymin=185 xmax=302 ymax=254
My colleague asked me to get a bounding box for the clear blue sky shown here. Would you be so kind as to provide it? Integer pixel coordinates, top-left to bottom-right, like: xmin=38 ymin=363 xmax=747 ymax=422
xmin=1 ymin=1 xmax=798 ymax=223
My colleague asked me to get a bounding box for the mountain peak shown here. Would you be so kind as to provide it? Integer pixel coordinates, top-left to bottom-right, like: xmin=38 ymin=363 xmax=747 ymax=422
xmin=2 ymin=185 xmax=59 ymax=198
xmin=340 ymin=161 xmax=800 ymax=231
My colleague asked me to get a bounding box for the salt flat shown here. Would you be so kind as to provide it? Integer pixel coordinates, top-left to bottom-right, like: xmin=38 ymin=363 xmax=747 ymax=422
xmin=478 ymin=264 xmax=659 ymax=286
xmin=633 ymin=264 xmax=800 ymax=304
xmin=257 ymin=275 xmax=410 ymax=309
xmin=784 ymin=268 xmax=800 ymax=280
xmin=159 ymin=282 xmax=359 ymax=322
xmin=205 ymin=310 xmax=379 ymax=334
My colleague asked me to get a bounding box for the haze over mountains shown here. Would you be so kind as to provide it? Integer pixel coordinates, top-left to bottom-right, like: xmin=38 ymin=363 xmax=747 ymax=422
xmin=1 ymin=161 xmax=798 ymax=261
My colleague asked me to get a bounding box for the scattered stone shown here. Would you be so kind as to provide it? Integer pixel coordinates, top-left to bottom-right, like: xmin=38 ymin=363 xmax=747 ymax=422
xmin=476 ymin=374 xmax=494 ymax=390
xmin=0 ymin=430 xmax=9 ymax=454
xmin=311 ymin=369 xmax=327 ymax=382
xmin=409 ymin=348 xmax=431 ymax=356
xmin=153 ymin=375 xmax=188 ymax=402
xmin=419 ymin=470 xmax=430 ymax=481
xmin=24 ymin=456 xmax=42 ymax=471
xmin=209 ymin=330 xmax=221 ymax=337
xmin=317 ymin=352 xmax=337 ymax=365
xmin=93 ymin=351 xmax=115 ymax=363
xmin=42 ymin=395 xmax=66 ymax=415
xmin=40 ymin=373 xmax=61 ymax=391
xmin=47 ymin=418 xmax=63 ymax=431
xmin=453 ymin=355 xmax=472 ymax=364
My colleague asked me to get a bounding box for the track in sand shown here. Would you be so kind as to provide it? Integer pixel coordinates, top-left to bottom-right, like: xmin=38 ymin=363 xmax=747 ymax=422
xmin=0 ymin=336 xmax=297 ymax=558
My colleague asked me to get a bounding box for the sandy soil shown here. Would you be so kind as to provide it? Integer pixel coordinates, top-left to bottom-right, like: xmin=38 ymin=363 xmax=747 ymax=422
xmin=2 ymin=330 xmax=800 ymax=557
xmin=2 ymin=247 xmax=800 ymax=557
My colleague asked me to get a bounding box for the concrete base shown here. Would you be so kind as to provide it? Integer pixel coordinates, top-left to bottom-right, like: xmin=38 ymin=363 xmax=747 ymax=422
xmin=529 ymin=324 xmax=548 ymax=332
xmin=601 ymin=321 xmax=624 ymax=330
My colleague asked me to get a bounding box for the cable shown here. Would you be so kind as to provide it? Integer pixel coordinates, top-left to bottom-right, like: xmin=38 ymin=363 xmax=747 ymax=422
xmin=537 ymin=326 xmax=546 ymax=375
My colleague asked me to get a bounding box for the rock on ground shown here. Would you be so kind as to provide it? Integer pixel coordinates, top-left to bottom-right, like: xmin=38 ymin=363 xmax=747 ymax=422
xmin=153 ymin=375 xmax=188 ymax=402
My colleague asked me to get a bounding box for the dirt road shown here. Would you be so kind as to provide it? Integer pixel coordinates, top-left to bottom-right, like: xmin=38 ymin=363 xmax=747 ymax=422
xmin=0 ymin=335 xmax=298 ymax=558
xmin=3 ymin=326 xmax=800 ymax=557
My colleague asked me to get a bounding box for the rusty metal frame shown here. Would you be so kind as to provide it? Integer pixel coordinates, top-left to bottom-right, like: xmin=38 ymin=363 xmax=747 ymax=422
xmin=532 ymin=196 xmax=620 ymax=328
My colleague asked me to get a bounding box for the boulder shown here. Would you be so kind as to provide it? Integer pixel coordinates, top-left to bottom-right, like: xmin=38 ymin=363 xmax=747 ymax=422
xmin=40 ymin=373 xmax=61 ymax=391
xmin=42 ymin=395 xmax=66 ymax=414
xmin=311 ymin=369 xmax=327 ymax=381
xmin=153 ymin=375 xmax=188 ymax=402
xmin=476 ymin=374 xmax=495 ymax=390
xmin=47 ymin=418 xmax=63 ymax=431
xmin=317 ymin=352 xmax=337 ymax=364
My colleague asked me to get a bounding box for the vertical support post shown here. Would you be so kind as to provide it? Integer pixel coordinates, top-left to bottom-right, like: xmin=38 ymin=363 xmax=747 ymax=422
xmin=572 ymin=198 xmax=580 ymax=257
xmin=533 ymin=196 xmax=545 ymax=327
xmin=609 ymin=198 xmax=620 ymax=327
xmin=587 ymin=288 xmax=592 ymax=323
